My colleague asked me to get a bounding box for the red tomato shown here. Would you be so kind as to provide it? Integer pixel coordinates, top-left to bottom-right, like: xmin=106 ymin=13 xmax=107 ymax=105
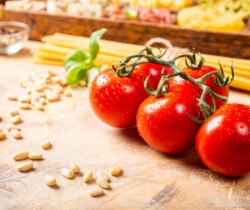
xmin=170 ymin=65 xmax=229 ymax=111
xmin=196 ymin=103 xmax=250 ymax=176
xmin=136 ymin=86 xmax=201 ymax=154
xmin=134 ymin=63 xmax=173 ymax=89
xmin=89 ymin=63 xmax=173 ymax=128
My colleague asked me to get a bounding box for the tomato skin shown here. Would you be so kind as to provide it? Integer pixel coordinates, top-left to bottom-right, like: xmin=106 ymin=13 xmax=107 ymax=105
xmin=170 ymin=65 xmax=229 ymax=110
xmin=136 ymin=87 xmax=201 ymax=154
xmin=89 ymin=67 xmax=150 ymax=128
xmin=134 ymin=63 xmax=173 ymax=89
xmin=196 ymin=103 xmax=250 ymax=176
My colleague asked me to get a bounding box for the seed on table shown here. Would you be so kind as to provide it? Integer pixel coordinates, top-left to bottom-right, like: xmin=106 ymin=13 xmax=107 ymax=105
xmin=10 ymin=109 xmax=19 ymax=116
xmin=83 ymin=170 xmax=93 ymax=183
xmin=13 ymin=151 xmax=29 ymax=161
xmin=96 ymin=170 xmax=110 ymax=182
xmin=45 ymin=175 xmax=57 ymax=187
xmin=69 ymin=161 xmax=80 ymax=174
xmin=64 ymin=90 xmax=72 ymax=97
xmin=38 ymin=97 xmax=46 ymax=105
xmin=17 ymin=161 xmax=33 ymax=172
xmin=33 ymin=102 xmax=44 ymax=111
xmin=110 ymin=166 xmax=122 ymax=176
xmin=18 ymin=103 xmax=32 ymax=110
xmin=18 ymin=94 xmax=31 ymax=103
xmin=96 ymin=178 xmax=110 ymax=189
xmin=28 ymin=152 xmax=43 ymax=160
xmin=6 ymin=93 xmax=17 ymax=101
xmin=46 ymin=93 xmax=60 ymax=102
xmin=0 ymin=132 xmax=6 ymax=140
xmin=41 ymin=140 xmax=52 ymax=149
xmin=10 ymin=129 xmax=22 ymax=139
xmin=89 ymin=186 xmax=103 ymax=197
xmin=10 ymin=115 xmax=22 ymax=124
xmin=61 ymin=168 xmax=75 ymax=179
xmin=6 ymin=123 xmax=20 ymax=131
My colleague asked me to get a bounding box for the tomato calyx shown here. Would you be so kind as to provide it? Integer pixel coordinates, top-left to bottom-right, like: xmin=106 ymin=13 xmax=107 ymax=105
xmin=114 ymin=47 xmax=234 ymax=122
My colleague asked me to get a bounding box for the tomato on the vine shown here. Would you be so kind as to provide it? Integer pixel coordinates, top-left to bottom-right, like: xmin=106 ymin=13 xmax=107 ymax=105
xmin=196 ymin=103 xmax=250 ymax=176
xmin=134 ymin=63 xmax=173 ymax=89
xmin=89 ymin=63 xmax=173 ymax=128
xmin=170 ymin=65 xmax=229 ymax=111
xmin=136 ymin=86 xmax=201 ymax=154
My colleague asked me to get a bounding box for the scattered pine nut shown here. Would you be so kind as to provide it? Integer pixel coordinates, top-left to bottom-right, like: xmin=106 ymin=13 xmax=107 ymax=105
xmin=38 ymin=97 xmax=46 ymax=105
xmin=6 ymin=123 xmax=20 ymax=131
xmin=69 ymin=161 xmax=80 ymax=174
xmin=13 ymin=151 xmax=29 ymax=161
xmin=10 ymin=129 xmax=22 ymax=139
xmin=28 ymin=152 xmax=43 ymax=160
xmin=45 ymin=175 xmax=57 ymax=187
xmin=17 ymin=161 xmax=33 ymax=172
xmin=6 ymin=93 xmax=17 ymax=101
xmin=18 ymin=94 xmax=31 ymax=103
xmin=96 ymin=178 xmax=110 ymax=189
xmin=0 ymin=132 xmax=6 ymax=140
xmin=41 ymin=140 xmax=52 ymax=149
xmin=46 ymin=93 xmax=60 ymax=102
xmin=64 ymin=90 xmax=72 ymax=97
xmin=10 ymin=115 xmax=22 ymax=124
xmin=10 ymin=109 xmax=19 ymax=116
xmin=18 ymin=103 xmax=32 ymax=110
xmin=96 ymin=170 xmax=110 ymax=182
xmin=83 ymin=170 xmax=94 ymax=183
xmin=33 ymin=102 xmax=44 ymax=111
xmin=89 ymin=186 xmax=103 ymax=197
xmin=110 ymin=166 xmax=122 ymax=176
xmin=61 ymin=168 xmax=75 ymax=179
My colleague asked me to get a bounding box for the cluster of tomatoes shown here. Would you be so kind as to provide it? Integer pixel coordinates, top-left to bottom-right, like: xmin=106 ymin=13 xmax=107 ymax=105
xmin=89 ymin=57 xmax=250 ymax=177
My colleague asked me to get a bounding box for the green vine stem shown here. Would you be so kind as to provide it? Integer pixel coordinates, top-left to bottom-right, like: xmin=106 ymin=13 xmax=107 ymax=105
xmin=112 ymin=47 xmax=234 ymax=122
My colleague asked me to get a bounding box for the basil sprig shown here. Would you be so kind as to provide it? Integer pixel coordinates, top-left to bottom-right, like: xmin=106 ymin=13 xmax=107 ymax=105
xmin=64 ymin=28 xmax=107 ymax=85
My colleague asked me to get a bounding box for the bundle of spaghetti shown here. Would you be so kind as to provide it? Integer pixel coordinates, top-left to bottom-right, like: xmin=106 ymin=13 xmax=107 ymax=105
xmin=32 ymin=33 xmax=250 ymax=91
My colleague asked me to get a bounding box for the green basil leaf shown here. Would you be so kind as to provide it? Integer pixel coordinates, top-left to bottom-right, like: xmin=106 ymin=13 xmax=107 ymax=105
xmin=87 ymin=67 xmax=101 ymax=88
xmin=64 ymin=50 xmax=89 ymax=71
xmin=66 ymin=62 xmax=88 ymax=85
xmin=89 ymin=28 xmax=107 ymax=61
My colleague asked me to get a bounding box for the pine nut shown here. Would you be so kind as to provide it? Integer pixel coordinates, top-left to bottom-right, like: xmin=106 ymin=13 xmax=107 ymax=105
xmin=0 ymin=132 xmax=6 ymax=140
xmin=38 ymin=97 xmax=46 ymax=105
xmin=53 ymin=85 xmax=64 ymax=94
xmin=41 ymin=140 xmax=51 ymax=149
xmin=13 ymin=151 xmax=29 ymax=161
xmin=6 ymin=93 xmax=17 ymax=101
xmin=18 ymin=103 xmax=32 ymax=110
xmin=10 ymin=115 xmax=22 ymax=124
xmin=10 ymin=129 xmax=22 ymax=139
xmin=64 ymin=90 xmax=72 ymax=97
xmin=61 ymin=168 xmax=75 ymax=179
xmin=34 ymin=102 xmax=44 ymax=111
xmin=69 ymin=161 xmax=80 ymax=174
xmin=59 ymin=79 xmax=67 ymax=87
xmin=110 ymin=166 xmax=122 ymax=176
xmin=45 ymin=175 xmax=57 ymax=187
xmin=18 ymin=94 xmax=31 ymax=103
xmin=10 ymin=109 xmax=19 ymax=116
xmin=46 ymin=93 xmax=60 ymax=102
xmin=6 ymin=123 xmax=20 ymax=131
xmin=28 ymin=152 xmax=43 ymax=160
xmin=89 ymin=186 xmax=103 ymax=197
xmin=96 ymin=170 xmax=110 ymax=182
xmin=96 ymin=178 xmax=110 ymax=189
xmin=18 ymin=161 xmax=33 ymax=172
xmin=46 ymin=69 xmax=57 ymax=77
xmin=83 ymin=170 xmax=93 ymax=183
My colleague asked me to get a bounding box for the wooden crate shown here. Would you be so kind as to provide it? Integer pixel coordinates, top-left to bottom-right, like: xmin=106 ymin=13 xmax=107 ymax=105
xmin=3 ymin=9 xmax=250 ymax=59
